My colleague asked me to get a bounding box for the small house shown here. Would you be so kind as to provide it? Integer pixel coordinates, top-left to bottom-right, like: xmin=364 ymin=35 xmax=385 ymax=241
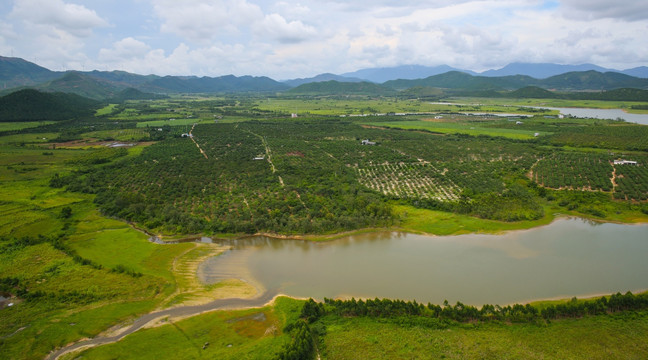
xmin=361 ymin=139 xmax=376 ymax=145
xmin=614 ymin=159 xmax=638 ymax=165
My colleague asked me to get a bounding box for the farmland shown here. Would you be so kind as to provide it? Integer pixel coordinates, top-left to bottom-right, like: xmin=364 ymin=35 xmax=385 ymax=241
xmin=1 ymin=94 xmax=648 ymax=359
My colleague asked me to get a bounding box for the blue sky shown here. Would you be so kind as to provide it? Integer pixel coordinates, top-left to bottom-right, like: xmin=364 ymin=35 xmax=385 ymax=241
xmin=1 ymin=0 xmax=647 ymax=79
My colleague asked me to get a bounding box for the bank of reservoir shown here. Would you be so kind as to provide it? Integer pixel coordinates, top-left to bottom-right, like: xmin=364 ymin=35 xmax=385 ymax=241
xmin=199 ymin=218 xmax=648 ymax=305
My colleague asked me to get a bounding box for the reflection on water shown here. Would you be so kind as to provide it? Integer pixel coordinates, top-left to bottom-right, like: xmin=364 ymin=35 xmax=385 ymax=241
xmin=198 ymin=218 xmax=648 ymax=305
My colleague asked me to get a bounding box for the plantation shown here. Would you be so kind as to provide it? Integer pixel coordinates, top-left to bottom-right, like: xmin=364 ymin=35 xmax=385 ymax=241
xmin=614 ymin=160 xmax=648 ymax=201
xmin=532 ymin=152 xmax=614 ymax=191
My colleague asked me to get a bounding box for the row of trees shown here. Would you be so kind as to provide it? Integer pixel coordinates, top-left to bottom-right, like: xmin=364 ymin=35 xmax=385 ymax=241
xmin=313 ymin=291 xmax=648 ymax=323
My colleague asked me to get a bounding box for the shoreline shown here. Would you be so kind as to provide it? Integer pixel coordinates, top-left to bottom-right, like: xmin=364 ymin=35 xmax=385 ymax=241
xmin=143 ymin=211 xmax=648 ymax=245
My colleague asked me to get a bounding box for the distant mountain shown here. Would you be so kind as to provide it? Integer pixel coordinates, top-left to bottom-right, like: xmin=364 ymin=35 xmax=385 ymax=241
xmin=108 ymin=87 xmax=168 ymax=103
xmin=541 ymin=71 xmax=648 ymax=90
xmin=383 ymin=71 xmax=536 ymax=91
xmin=84 ymin=70 xmax=159 ymax=87
xmin=0 ymin=56 xmax=60 ymax=88
xmin=480 ymin=62 xmax=648 ymax=79
xmin=142 ymin=74 xmax=289 ymax=93
xmin=383 ymin=70 xmax=648 ymax=91
xmin=341 ymin=65 xmax=475 ymax=83
xmin=0 ymin=89 xmax=99 ymax=121
xmin=286 ymin=80 xmax=395 ymax=95
xmin=283 ymin=73 xmax=365 ymax=87
xmin=616 ymin=66 xmax=648 ymax=79
xmin=480 ymin=63 xmax=610 ymax=79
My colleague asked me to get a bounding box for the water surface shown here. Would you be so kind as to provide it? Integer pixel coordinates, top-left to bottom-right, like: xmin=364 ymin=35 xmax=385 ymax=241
xmin=538 ymin=107 xmax=648 ymax=125
xmin=199 ymin=218 xmax=648 ymax=305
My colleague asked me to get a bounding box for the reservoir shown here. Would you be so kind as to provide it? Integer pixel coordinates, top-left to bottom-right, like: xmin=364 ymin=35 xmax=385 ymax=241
xmin=198 ymin=218 xmax=648 ymax=306
xmin=538 ymin=107 xmax=648 ymax=125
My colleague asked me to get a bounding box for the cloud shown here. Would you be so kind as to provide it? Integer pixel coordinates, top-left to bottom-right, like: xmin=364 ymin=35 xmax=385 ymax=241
xmin=1 ymin=0 xmax=647 ymax=79
xmin=560 ymin=0 xmax=648 ymax=21
xmin=253 ymin=13 xmax=317 ymax=43
xmin=10 ymin=0 xmax=108 ymax=37
xmin=153 ymin=0 xmax=263 ymax=43
xmin=98 ymin=37 xmax=151 ymax=62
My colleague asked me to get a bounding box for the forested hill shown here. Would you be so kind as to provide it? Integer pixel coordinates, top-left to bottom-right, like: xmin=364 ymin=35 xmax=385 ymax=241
xmin=0 ymin=89 xmax=100 ymax=121
xmin=108 ymin=87 xmax=168 ymax=103
xmin=142 ymin=74 xmax=289 ymax=93
xmin=383 ymin=71 xmax=648 ymax=91
xmin=287 ymin=80 xmax=396 ymax=95
xmin=0 ymin=56 xmax=60 ymax=88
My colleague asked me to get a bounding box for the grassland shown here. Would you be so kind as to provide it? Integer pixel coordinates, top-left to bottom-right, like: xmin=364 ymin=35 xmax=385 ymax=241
xmin=0 ymin=121 xmax=56 ymax=131
xmin=255 ymin=97 xmax=553 ymax=116
xmin=394 ymin=204 xmax=557 ymax=236
xmin=365 ymin=118 xmax=545 ymax=140
xmin=451 ymin=97 xmax=648 ymax=111
xmin=61 ymin=297 xmax=303 ymax=360
xmin=320 ymin=311 xmax=648 ymax=359
xmin=0 ymin=135 xmax=240 ymax=359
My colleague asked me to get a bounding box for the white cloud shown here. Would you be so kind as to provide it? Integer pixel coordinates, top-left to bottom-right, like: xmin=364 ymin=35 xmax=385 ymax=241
xmin=253 ymin=13 xmax=317 ymax=43
xmin=98 ymin=37 xmax=151 ymax=62
xmin=10 ymin=0 xmax=107 ymax=37
xmin=153 ymin=0 xmax=263 ymax=43
xmin=1 ymin=0 xmax=647 ymax=78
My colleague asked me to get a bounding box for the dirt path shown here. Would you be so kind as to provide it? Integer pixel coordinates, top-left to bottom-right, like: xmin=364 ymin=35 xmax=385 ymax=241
xmin=246 ymin=130 xmax=284 ymax=187
xmin=189 ymin=123 xmax=208 ymax=159
xmin=46 ymin=289 xmax=279 ymax=360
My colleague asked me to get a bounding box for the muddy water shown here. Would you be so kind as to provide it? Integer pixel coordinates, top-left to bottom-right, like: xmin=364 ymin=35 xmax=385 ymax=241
xmin=198 ymin=218 xmax=648 ymax=305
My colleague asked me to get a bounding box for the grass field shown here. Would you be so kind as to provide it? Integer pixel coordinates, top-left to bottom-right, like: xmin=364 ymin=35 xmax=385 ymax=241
xmin=0 ymin=133 xmax=194 ymax=360
xmin=135 ymin=118 xmax=211 ymax=128
xmin=454 ymin=97 xmax=648 ymax=111
xmin=0 ymin=121 xmax=56 ymax=131
xmin=394 ymin=204 xmax=557 ymax=235
xmin=62 ymin=297 xmax=303 ymax=360
xmin=255 ymin=98 xmax=550 ymax=116
xmin=321 ymin=311 xmax=648 ymax=359
xmin=365 ymin=119 xmax=545 ymax=139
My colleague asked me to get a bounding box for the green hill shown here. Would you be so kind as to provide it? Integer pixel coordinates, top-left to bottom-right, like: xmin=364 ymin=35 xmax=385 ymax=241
xmin=508 ymin=86 xmax=559 ymax=98
xmin=0 ymin=89 xmax=100 ymax=121
xmin=287 ymin=80 xmax=395 ymax=95
xmin=108 ymin=87 xmax=168 ymax=103
xmin=384 ymin=71 xmax=536 ymax=91
xmin=384 ymin=71 xmax=648 ymax=92
xmin=0 ymin=56 xmax=60 ymax=88
xmin=37 ymin=72 xmax=120 ymax=100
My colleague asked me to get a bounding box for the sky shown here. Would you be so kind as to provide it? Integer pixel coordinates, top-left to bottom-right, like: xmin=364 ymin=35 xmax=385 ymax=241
xmin=1 ymin=0 xmax=647 ymax=79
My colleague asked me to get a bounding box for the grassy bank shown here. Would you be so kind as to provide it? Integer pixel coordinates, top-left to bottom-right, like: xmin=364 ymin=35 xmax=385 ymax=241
xmin=321 ymin=311 xmax=648 ymax=359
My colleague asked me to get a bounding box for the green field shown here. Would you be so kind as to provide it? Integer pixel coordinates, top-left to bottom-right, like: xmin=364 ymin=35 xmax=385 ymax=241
xmin=0 ymin=121 xmax=55 ymax=131
xmin=365 ymin=119 xmax=546 ymax=139
xmin=255 ymin=98 xmax=553 ymax=116
xmin=321 ymin=312 xmax=648 ymax=359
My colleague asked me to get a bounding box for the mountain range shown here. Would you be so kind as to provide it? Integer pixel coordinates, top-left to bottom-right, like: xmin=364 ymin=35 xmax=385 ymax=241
xmin=1 ymin=56 xmax=648 ymax=99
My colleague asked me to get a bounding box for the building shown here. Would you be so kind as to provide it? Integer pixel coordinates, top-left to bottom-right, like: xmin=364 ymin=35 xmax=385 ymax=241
xmin=613 ymin=159 xmax=638 ymax=165
xmin=361 ymin=139 xmax=376 ymax=145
